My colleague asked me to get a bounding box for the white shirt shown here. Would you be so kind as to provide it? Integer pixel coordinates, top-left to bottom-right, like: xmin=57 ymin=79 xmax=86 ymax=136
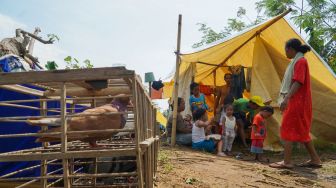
xmin=224 ymin=115 xmax=236 ymax=131
xmin=192 ymin=121 xmax=205 ymax=143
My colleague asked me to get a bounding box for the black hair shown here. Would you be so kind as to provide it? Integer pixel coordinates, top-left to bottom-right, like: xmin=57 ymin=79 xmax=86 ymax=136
xmin=260 ymin=105 xmax=274 ymax=114
xmin=190 ymin=82 xmax=199 ymax=91
xmin=285 ymin=38 xmax=311 ymax=54
xmin=192 ymin=108 xmax=206 ymax=121
xmin=170 ymin=97 xmax=183 ymax=111
xmin=224 ymin=103 xmax=233 ymax=111
xmin=224 ymin=73 xmax=232 ymax=79
xmin=190 ymin=82 xmax=199 ymax=95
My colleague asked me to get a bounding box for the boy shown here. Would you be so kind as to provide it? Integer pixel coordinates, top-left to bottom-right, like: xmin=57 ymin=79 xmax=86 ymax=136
xmin=251 ymin=105 xmax=274 ymax=162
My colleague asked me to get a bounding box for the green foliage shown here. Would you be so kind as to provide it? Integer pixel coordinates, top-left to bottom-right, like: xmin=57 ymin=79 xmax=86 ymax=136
xmin=192 ymin=23 xmax=231 ymax=48
xmin=257 ymin=0 xmax=336 ymax=73
xmin=47 ymin=34 xmax=60 ymax=42
xmin=45 ymin=61 xmax=58 ymax=70
xmin=255 ymin=0 xmax=296 ymax=17
xmin=192 ymin=0 xmax=336 ymax=73
xmin=64 ymin=56 xmax=93 ymax=69
xmin=158 ymin=150 xmax=173 ymax=173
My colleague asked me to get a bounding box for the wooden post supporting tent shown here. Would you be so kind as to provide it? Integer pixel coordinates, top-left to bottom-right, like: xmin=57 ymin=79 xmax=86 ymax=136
xmin=171 ymin=14 xmax=182 ymax=147
xmin=213 ymin=71 xmax=217 ymax=113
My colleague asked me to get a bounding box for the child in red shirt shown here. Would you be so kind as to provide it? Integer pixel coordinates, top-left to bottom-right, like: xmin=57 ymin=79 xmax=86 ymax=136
xmin=251 ymin=106 xmax=274 ymax=162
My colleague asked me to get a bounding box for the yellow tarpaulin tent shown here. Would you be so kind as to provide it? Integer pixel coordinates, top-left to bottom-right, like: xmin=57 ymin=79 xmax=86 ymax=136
xmin=176 ymin=12 xmax=336 ymax=150
xmin=156 ymin=110 xmax=167 ymax=127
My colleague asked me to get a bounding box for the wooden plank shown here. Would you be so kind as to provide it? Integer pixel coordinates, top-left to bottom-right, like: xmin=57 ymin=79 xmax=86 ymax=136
xmin=40 ymin=100 xmax=48 ymax=188
xmin=0 ymin=148 xmax=136 ymax=162
xmin=71 ymin=81 xmax=95 ymax=90
xmin=60 ymin=83 xmax=70 ymax=188
xmin=44 ymin=86 xmax=131 ymax=97
xmin=139 ymin=138 xmax=156 ymax=151
xmin=132 ymin=78 xmax=144 ymax=188
xmin=0 ymin=67 xmax=135 ymax=85
xmin=0 ymin=85 xmax=44 ymax=97
xmin=148 ymin=145 xmax=153 ymax=188
xmin=1 ymin=172 xmax=138 ymax=181
xmin=0 ymin=102 xmax=60 ymax=113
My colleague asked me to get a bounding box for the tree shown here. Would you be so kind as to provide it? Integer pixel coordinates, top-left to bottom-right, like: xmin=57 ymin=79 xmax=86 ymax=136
xmin=257 ymin=0 xmax=335 ymax=72
xmin=45 ymin=35 xmax=93 ymax=70
xmin=64 ymin=56 xmax=93 ymax=69
xmin=192 ymin=7 xmax=262 ymax=48
xmin=193 ymin=0 xmax=336 ymax=73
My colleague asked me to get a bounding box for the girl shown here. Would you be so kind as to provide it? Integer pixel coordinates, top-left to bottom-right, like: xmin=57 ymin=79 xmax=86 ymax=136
xmin=221 ymin=104 xmax=237 ymax=156
xmin=192 ymin=108 xmax=225 ymax=156
xmin=189 ymin=82 xmax=211 ymax=113
xmin=251 ymin=106 xmax=274 ymax=162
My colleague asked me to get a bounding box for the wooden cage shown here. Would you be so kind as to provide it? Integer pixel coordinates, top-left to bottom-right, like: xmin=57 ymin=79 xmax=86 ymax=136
xmin=0 ymin=67 xmax=159 ymax=188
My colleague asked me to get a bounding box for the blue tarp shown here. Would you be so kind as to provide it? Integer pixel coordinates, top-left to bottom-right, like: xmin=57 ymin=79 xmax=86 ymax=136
xmin=0 ymin=85 xmax=84 ymax=177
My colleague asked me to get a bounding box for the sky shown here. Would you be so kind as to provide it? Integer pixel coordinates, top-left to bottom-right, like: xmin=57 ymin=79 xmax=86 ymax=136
xmin=0 ymin=0 xmax=266 ymax=111
xmin=0 ymin=0 xmax=261 ymax=81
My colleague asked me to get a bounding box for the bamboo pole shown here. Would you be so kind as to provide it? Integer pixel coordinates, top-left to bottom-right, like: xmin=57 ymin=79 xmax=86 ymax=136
xmin=212 ymin=9 xmax=292 ymax=72
xmin=0 ymin=159 xmax=58 ymax=178
xmin=0 ymin=85 xmax=44 ymax=97
xmin=15 ymin=167 xmax=63 ymax=188
xmin=91 ymin=99 xmax=98 ymax=188
xmin=2 ymin=169 xmax=132 ymax=182
xmin=47 ymin=167 xmax=83 ymax=188
xmin=171 ymin=14 xmax=182 ymax=146
xmin=40 ymin=99 xmax=48 ymax=188
xmin=133 ymin=78 xmax=144 ymax=188
xmin=69 ymin=103 xmax=75 ymax=187
xmin=0 ymin=102 xmax=60 ymax=113
xmin=0 ymin=111 xmax=133 ymax=121
xmin=0 ymin=128 xmax=135 ymax=139
xmin=213 ymin=71 xmax=217 ymax=115
xmin=0 ymin=95 xmax=132 ymax=104
xmin=60 ymin=83 xmax=70 ymax=188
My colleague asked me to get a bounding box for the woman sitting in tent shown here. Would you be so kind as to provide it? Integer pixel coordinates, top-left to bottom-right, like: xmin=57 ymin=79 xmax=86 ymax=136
xmin=166 ymin=97 xmax=192 ymax=146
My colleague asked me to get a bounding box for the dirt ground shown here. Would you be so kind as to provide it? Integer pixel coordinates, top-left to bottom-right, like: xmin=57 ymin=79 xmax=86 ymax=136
xmin=155 ymin=145 xmax=336 ymax=188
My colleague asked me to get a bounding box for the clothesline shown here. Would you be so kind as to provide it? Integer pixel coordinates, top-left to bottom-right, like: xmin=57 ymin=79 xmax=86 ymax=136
xmin=196 ymin=61 xmax=248 ymax=69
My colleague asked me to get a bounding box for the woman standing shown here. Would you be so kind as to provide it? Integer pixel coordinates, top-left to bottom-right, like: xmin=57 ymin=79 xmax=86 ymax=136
xmin=270 ymin=38 xmax=321 ymax=169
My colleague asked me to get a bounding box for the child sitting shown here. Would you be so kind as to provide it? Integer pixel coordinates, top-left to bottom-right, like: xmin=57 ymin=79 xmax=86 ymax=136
xmin=221 ymin=104 xmax=237 ymax=156
xmin=192 ymin=108 xmax=225 ymax=156
xmin=250 ymin=105 xmax=274 ymax=162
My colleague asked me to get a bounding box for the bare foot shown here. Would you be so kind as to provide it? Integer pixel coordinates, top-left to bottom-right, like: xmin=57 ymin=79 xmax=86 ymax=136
xmin=217 ymin=152 xmax=227 ymax=157
xmin=269 ymin=161 xmax=294 ymax=169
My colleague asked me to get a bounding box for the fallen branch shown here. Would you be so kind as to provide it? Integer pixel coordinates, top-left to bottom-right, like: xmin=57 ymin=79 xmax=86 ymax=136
xmin=244 ymin=182 xmax=259 ymax=188
xmin=262 ymin=173 xmax=286 ymax=184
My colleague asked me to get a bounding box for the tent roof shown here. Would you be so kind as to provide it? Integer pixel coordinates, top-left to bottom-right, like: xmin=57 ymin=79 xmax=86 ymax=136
xmin=179 ymin=12 xmax=336 ymax=92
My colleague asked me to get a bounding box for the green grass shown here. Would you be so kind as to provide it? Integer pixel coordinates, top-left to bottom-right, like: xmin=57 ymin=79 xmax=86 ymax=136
xmin=313 ymin=139 xmax=336 ymax=153
xmin=158 ymin=149 xmax=173 ymax=173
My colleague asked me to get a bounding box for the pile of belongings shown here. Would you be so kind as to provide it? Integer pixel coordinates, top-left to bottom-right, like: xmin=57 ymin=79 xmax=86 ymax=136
xmin=0 ymin=54 xmax=36 ymax=72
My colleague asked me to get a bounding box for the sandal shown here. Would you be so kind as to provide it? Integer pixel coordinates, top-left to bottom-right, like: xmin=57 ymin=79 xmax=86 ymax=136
xmin=269 ymin=161 xmax=294 ymax=169
xmin=296 ymin=162 xmax=322 ymax=168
